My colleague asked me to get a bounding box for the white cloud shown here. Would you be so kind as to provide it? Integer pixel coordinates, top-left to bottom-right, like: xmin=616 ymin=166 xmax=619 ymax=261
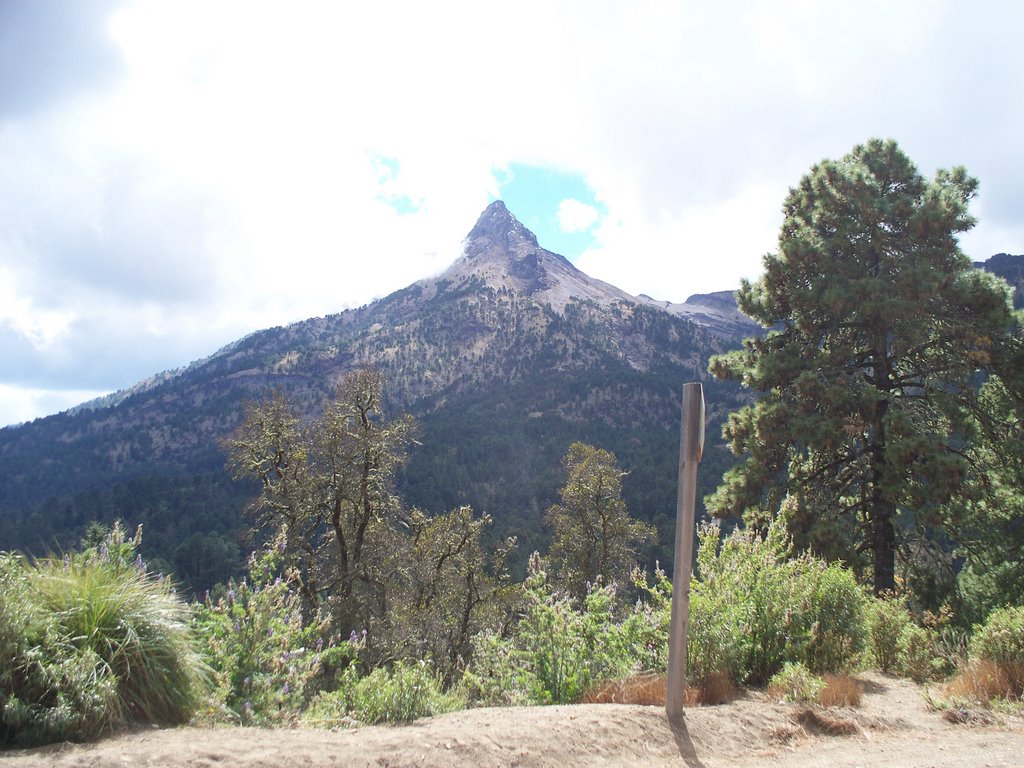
xmin=557 ymin=199 xmax=600 ymax=234
xmin=0 ymin=383 xmax=108 ymax=429
xmin=1 ymin=0 xmax=1022 ymax=425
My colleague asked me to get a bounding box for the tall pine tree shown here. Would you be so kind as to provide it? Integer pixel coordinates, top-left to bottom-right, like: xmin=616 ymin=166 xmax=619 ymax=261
xmin=708 ymin=139 xmax=1014 ymax=595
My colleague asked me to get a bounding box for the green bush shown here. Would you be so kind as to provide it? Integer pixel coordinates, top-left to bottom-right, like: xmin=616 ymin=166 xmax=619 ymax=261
xmin=460 ymin=574 xmax=647 ymax=707
xmin=32 ymin=552 xmax=205 ymax=728
xmin=192 ymin=545 xmax=345 ymax=725
xmin=970 ymin=605 xmax=1024 ymax=664
xmin=693 ymin=522 xmax=864 ymax=685
xmin=896 ymin=623 xmax=933 ymax=683
xmin=804 ymin=565 xmax=866 ymax=674
xmin=866 ymin=595 xmax=911 ymax=673
xmin=459 ymin=522 xmax=867 ymax=706
xmin=1 ymin=527 xmax=205 ymax=746
xmin=618 ymin=567 xmax=672 ymax=674
xmin=457 ymin=631 xmax=532 ymax=707
xmin=687 ymin=584 xmax=745 ymax=685
xmin=0 ymin=553 xmax=116 ymax=746
xmin=514 ymin=578 xmax=635 ymax=704
xmin=767 ymin=662 xmax=824 ymax=703
xmin=350 ymin=661 xmax=457 ymax=724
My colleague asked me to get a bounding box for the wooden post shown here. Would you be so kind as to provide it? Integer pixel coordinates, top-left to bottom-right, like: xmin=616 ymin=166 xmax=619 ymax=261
xmin=666 ymin=382 xmax=704 ymax=720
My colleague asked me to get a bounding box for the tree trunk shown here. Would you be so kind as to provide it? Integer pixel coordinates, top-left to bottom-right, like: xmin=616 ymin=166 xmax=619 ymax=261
xmin=872 ymin=387 xmax=897 ymax=598
xmin=870 ymin=395 xmax=896 ymax=595
xmin=871 ymin=496 xmax=896 ymax=595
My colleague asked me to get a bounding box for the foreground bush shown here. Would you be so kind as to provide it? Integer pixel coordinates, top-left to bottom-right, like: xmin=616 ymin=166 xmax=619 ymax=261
xmin=192 ymin=545 xmax=349 ymax=725
xmin=304 ymin=661 xmax=459 ymax=725
xmin=945 ymin=658 xmax=1024 ymax=706
xmin=1 ymin=552 xmax=114 ymax=746
xmin=459 ymin=574 xmax=640 ymax=706
xmin=939 ymin=605 xmax=1024 ymax=708
xmin=691 ymin=522 xmax=865 ymax=685
xmin=866 ymin=595 xmax=911 ymax=672
xmin=767 ymin=662 xmax=824 ymax=703
xmin=1 ymin=528 xmax=205 ymax=746
xmin=458 ymin=523 xmax=866 ymax=707
xmin=969 ymin=605 xmax=1024 ymax=665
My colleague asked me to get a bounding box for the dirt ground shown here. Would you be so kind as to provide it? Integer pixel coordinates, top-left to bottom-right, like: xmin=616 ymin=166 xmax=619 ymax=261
xmin=3 ymin=673 xmax=1023 ymax=767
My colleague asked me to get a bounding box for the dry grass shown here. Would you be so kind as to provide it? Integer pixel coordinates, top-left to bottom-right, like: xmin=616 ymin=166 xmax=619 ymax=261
xmin=582 ymin=671 xmax=736 ymax=707
xmin=945 ymin=660 xmax=1024 ymax=706
xmin=583 ymin=674 xmax=667 ymax=705
xmin=819 ymin=674 xmax=864 ymax=708
xmin=693 ymin=671 xmax=736 ymax=705
xmin=791 ymin=706 xmax=860 ymax=736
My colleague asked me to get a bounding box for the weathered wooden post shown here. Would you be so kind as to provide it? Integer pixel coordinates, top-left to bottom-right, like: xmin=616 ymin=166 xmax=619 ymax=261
xmin=666 ymin=381 xmax=704 ymax=720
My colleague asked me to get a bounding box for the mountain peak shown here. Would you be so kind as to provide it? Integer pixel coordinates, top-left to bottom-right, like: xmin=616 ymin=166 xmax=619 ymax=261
xmin=465 ymin=200 xmax=539 ymax=256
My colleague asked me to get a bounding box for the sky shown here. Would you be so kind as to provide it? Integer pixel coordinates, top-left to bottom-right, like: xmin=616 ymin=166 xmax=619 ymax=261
xmin=2 ymin=0 xmax=1022 ymax=427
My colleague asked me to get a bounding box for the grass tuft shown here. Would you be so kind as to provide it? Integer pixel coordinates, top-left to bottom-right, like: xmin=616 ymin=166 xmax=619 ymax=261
xmin=582 ymin=674 xmax=667 ymax=705
xmin=819 ymin=674 xmax=864 ymax=708
xmin=581 ymin=671 xmax=735 ymax=707
xmin=944 ymin=659 xmax=1024 ymax=706
xmin=691 ymin=671 xmax=736 ymax=705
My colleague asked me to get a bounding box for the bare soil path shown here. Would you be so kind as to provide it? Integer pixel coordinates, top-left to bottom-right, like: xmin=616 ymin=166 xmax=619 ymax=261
xmin=3 ymin=673 xmax=1022 ymax=767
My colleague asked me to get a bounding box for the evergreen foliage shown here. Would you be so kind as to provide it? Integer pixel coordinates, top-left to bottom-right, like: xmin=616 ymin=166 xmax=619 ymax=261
xmin=708 ymin=138 xmax=1016 ymax=594
xmin=947 ymin=317 xmax=1024 ymax=623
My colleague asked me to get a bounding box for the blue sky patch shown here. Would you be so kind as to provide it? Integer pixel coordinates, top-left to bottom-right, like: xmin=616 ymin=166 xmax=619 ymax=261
xmin=492 ymin=164 xmax=605 ymax=262
xmin=373 ymin=155 xmax=421 ymax=215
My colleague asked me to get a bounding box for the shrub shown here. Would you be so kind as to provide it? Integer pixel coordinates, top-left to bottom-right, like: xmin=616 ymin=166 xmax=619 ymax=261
xmin=688 ymin=670 xmax=735 ymax=706
xmin=459 ymin=522 xmax=866 ymax=707
xmin=969 ymin=605 xmax=1024 ymax=665
xmin=350 ymin=661 xmax=458 ymax=724
xmin=31 ymin=551 xmax=206 ymax=728
xmin=457 ymin=630 xmax=532 ymax=707
xmin=693 ymin=522 xmax=864 ymax=685
xmin=767 ymin=662 xmax=824 ymax=703
xmin=897 ymin=623 xmax=934 ymax=683
xmin=687 ymin=584 xmax=744 ymax=686
xmin=945 ymin=658 xmax=1024 ymax=706
xmin=192 ymin=546 xmax=346 ymax=725
xmin=0 ymin=553 xmax=116 ymax=746
xmin=804 ymin=566 xmax=866 ymax=674
xmin=582 ymin=673 xmax=667 ymax=705
xmin=866 ymin=595 xmax=911 ymax=672
xmin=503 ymin=577 xmax=638 ymax=705
xmin=1 ymin=527 xmax=205 ymax=747
xmin=460 ymin=574 xmax=648 ymax=707
xmin=618 ymin=566 xmax=672 ymax=674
